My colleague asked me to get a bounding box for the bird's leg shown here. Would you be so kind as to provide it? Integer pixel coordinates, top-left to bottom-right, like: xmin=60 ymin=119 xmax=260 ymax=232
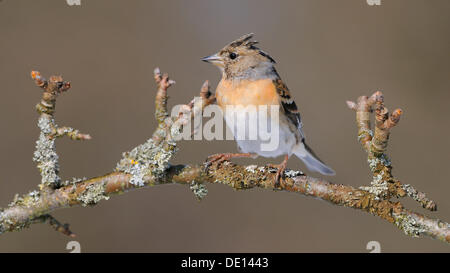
xmin=205 ymin=153 xmax=257 ymax=169
xmin=267 ymin=155 xmax=289 ymax=189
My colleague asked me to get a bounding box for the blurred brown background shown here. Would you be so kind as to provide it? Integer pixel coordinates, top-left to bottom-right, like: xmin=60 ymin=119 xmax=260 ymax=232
xmin=0 ymin=0 xmax=449 ymax=252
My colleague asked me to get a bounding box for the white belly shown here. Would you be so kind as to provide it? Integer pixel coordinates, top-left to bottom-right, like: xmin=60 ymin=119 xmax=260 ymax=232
xmin=223 ymin=107 xmax=297 ymax=158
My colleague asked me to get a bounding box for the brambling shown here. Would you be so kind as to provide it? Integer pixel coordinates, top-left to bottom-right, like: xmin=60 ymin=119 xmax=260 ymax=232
xmin=202 ymin=33 xmax=335 ymax=185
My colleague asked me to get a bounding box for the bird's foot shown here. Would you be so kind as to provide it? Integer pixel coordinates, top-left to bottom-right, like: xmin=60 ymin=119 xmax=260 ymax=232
xmin=267 ymin=155 xmax=289 ymax=189
xmin=205 ymin=153 xmax=256 ymax=170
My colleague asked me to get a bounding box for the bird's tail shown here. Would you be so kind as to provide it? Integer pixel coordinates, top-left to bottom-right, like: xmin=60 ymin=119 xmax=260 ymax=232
xmin=293 ymin=141 xmax=335 ymax=176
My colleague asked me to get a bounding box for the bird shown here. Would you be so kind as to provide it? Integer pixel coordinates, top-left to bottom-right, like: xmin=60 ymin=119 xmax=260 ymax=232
xmin=202 ymin=33 xmax=335 ymax=185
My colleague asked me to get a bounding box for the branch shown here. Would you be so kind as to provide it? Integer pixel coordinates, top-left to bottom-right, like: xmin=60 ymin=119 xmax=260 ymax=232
xmin=347 ymin=92 xmax=436 ymax=210
xmin=30 ymin=71 xmax=90 ymax=191
xmin=0 ymin=70 xmax=448 ymax=245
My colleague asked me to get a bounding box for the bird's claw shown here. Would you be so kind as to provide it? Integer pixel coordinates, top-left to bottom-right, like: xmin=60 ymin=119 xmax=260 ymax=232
xmin=204 ymin=153 xmax=231 ymax=170
xmin=266 ymin=163 xmax=286 ymax=189
xmin=204 ymin=153 xmax=256 ymax=171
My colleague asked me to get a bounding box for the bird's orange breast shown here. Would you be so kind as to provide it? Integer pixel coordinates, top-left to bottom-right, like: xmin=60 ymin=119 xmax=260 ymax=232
xmin=216 ymin=79 xmax=280 ymax=108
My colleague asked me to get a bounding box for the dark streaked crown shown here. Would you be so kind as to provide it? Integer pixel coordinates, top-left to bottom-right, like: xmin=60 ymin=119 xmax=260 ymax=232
xmin=225 ymin=33 xmax=276 ymax=63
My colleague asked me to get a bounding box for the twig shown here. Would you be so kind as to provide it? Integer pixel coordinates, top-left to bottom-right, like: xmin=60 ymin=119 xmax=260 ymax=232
xmin=347 ymin=91 xmax=436 ymax=210
xmin=32 ymin=214 xmax=75 ymax=238
xmin=31 ymin=71 xmax=90 ymax=191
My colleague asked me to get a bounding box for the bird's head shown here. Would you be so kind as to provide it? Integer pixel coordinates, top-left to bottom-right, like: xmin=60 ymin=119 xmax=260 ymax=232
xmin=202 ymin=33 xmax=276 ymax=80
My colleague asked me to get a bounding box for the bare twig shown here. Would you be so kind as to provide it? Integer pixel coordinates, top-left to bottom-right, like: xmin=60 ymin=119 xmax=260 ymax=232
xmin=32 ymin=214 xmax=75 ymax=238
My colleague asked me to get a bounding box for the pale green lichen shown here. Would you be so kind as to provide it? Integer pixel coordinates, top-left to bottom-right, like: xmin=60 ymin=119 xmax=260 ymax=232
xmin=8 ymin=194 xmax=21 ymax=207
xmin=363 ymin=153 xmax=392 ymax=199
xmin=360 ymin=171 xmax=388 ymax=200
xmin=245 ymin=165 xmax=258 ymax=174
xmin=77 ymin=183 xmax=110 ymax=206
xmin=115 ymin=138 xmax=177 ymax=187
xmin=402 ymin=184 xmax=421 ymax=202
xmin=62 ymin=177 xmax=86 ymax=187
xmin=379 ymin=154 xmax=391 ymax=166
xmin=401 ymin=184 xmax=436 ymax=210
xmin=28 ymin=190 xmax=40 ymax=200
xmin=358 ymin=128 xmax=373 ymax=142
xmin=33 ymin=116 xmax=61 ymax=187
xmin=367 ymin=158 xmax=378 ymax=172
xmin=367 ymin=154 xmax=391 ymax=172
xmin=190 ymin=181 xmax=208 ymax=201
xmin=393 ymin=212 xmax=427 ymax=237
xmin=285 ymin=169 xmax=303 ymax=178
xmin=126 ymin=163 xmax=147 ymax=187
xmin=2 ymin=191 xmax=41 ymax=233
xmin=21 ymin=191 xmax=41 ymax=208
xmin=37 ymin=115 xmax=53 ymax=134
xmin=7 ymin=192 xmax=40 ymax=208
xmin=1 ymin=216 xmax=30 ymax=232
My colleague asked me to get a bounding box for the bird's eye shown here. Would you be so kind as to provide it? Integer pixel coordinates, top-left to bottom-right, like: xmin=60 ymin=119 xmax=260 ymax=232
xmin=229 ymin=52 xmax=237 ymax=60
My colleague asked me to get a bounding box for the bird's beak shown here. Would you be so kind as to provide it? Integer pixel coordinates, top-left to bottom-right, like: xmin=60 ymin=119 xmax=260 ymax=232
xmin=201 ymin=53 xmax=224 ymax=67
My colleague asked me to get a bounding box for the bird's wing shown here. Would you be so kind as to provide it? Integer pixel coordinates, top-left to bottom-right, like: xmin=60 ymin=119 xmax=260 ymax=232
xmin=273 ymin=77 xmax=305 ymax=141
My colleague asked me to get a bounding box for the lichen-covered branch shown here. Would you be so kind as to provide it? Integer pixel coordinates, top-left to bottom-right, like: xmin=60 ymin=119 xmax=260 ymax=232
xmin=347 ymin=92 xmax=436 ymax=211
xmin=1 ymin=162 xmax=448 ymax=243
xmin=31 ymin=71 xmax=90 ymax=191
xmin=0 ymin=70 xmax=448 ymax=246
